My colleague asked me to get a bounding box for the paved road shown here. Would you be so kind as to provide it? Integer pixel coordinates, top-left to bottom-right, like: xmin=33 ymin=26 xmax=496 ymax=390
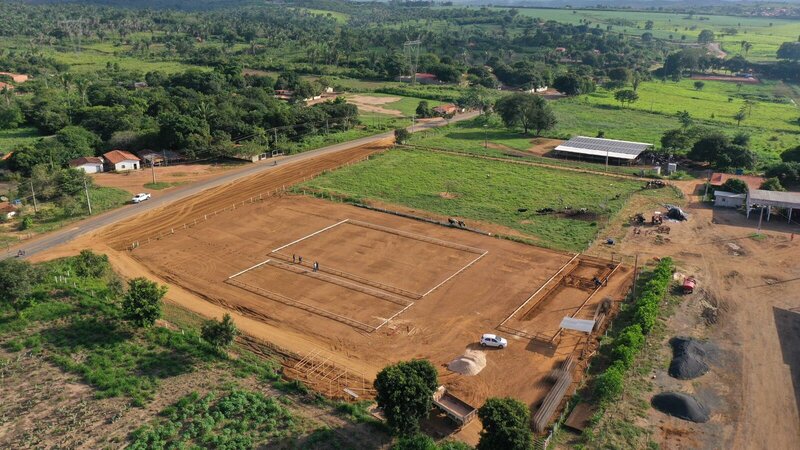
xmin=4 ymin=112 xmax=479 ymax=260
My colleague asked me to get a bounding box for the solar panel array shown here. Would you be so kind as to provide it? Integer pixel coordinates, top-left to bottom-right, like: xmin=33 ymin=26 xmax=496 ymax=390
xmin=560 ymin=136 xmax=651 ymax=156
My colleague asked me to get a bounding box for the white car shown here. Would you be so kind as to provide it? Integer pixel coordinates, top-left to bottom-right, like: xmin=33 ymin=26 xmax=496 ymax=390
xmin=480 ymin=333 xmax=508 ymax=348
xmin=132 ymin=193 xmax=151 ymax=203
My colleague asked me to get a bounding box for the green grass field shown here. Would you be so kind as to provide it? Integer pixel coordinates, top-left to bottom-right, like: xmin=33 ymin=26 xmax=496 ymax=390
xmin=0 ymin=127 xmax=43 ymax=154
xmin=587 ymin=79 xmax=799 ymax=132
xmin=494 ymin=7 xmax=800 ymax=61
xmin=300 ymin=149 xmax=644 ymax=251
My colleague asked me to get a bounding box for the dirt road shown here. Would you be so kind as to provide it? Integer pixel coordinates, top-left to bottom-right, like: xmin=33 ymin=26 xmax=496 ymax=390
xmin=589 ymin=181 xmax=800 ymax=449
xmin=6 ymin=110 xmax=478 ymax=260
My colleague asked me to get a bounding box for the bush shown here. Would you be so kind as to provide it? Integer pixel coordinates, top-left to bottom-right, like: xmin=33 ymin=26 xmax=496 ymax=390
xmin=201 ymin=313 xmax=238 ymax=349
xmin=122 ymin=278 xmax=167 ymax=327
xmin=19 ymin=216 xmax=33 ymax=231
xmin=394 ymin=128 xmax=411 ymax=145
xmin=594 ymin=360 xmax=626 ymax=402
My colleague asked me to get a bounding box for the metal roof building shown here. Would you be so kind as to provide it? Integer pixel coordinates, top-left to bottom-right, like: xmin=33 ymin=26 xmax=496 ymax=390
xmin=746 ymin=189 xmax=800 ymax=224
xmin=554 ymin=136 xmax=652 ymax=164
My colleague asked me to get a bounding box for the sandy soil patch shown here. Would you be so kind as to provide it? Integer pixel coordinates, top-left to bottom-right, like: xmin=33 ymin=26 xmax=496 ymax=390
xmin=92 ymin=163 xmax=241 ymax=197
xmin=346 ymin=95 xmax=404 ymax=116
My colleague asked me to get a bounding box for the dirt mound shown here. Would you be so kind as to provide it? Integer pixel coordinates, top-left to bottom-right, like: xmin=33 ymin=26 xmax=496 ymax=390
xmin=447 ymin=349 xmax=487 ymax=376
xmin=651 ymin=392 xmax=710 ymax=423
xmin=668 ymin=337 xmax=714 ymax=380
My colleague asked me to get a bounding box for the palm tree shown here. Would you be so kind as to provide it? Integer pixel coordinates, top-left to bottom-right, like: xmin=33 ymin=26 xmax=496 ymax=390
xmin=740 ymin=40 xmax=752 ymax=57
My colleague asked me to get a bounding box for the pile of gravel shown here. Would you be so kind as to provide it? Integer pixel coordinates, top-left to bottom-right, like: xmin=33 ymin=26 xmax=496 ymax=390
xmin=651 ymin=392 xmax=710 ymax=423
xmin=668 ymin=337 xmax=713 ymax=380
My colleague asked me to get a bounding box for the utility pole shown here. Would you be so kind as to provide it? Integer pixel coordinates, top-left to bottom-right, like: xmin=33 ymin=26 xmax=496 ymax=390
xmin=151 ymin=160 xmax=156 ymax=184
xmin=83 ymin=177 xmax=92 ymax=215
xmin=30 ymin=180 xmax=38 ymax=213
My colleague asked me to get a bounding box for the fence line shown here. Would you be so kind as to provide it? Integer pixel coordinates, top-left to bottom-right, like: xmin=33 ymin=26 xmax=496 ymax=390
xmin=128 ymin=155 xmax=372 ymax=251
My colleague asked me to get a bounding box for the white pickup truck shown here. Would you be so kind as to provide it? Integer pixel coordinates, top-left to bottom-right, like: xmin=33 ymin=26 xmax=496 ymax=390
xmin=132 ymin=193 xmax=151 ymax=203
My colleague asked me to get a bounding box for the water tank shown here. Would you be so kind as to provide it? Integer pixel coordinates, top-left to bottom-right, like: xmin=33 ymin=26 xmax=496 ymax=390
xmin=667 ymin=163 xmax=677 ymax=174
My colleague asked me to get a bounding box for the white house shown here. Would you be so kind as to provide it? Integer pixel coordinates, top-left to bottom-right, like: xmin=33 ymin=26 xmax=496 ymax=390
xmin=713 ymin=191 xmax=746 ymax=208
xmin=103 ymin=150 xmax=141 ymax=172
xmin=68 ymin=156 xmax=105 ymax=174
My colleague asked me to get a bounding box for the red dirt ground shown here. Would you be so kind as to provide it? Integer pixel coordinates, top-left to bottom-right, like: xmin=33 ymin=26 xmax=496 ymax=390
xmin=119 ymin=194 xmax=632 ymax=418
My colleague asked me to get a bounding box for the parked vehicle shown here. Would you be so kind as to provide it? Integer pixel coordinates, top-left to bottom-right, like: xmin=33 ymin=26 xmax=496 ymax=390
xmin=480 ymin=333 xmax=508 ymax=348
xmin=132 ymin=193 xmax=151 ymax=203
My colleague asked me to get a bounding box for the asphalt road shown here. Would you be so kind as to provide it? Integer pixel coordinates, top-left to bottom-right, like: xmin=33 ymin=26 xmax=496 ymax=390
xmin=4 ymin=111 xmax=478 ymax=260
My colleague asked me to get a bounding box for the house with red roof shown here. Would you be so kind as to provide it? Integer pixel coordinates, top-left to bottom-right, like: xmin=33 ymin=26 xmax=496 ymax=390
xmin=102 ymin=150 xmax=141 ymax=172
xmin=69 ymin=156 xmax=105 ymax=174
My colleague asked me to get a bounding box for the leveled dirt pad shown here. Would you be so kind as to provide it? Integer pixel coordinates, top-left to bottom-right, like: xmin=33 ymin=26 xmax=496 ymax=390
xmin=125 ymin=193 xmax=633 ymax=410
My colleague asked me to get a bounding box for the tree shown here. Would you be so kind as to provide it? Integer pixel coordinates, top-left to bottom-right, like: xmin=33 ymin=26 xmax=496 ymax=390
xmin=374 ymin=359 xmax=438 ymax=436
xmin=394 ymin=128 xmax=411 ymax=145
xmin=777 ymin=42 xmax=800 ymax=62
xmin=644 ymin=20 xmax=654 ymax=30
xmin=688 ymin=132 xmax=756 ymax=169
xmin=0 ymin=259 xmax=39 ymax=315
xmin=734 ymin=109 xmax=746 ymax=126
xmin=760 ymin=177 xmax=785 ymax=191
xmin=693 ymin=81 xmax=705 ymax=91
xmin=720 ymin=178 xmax=748 ymax=194
xmin=416 ymin=101 xmax=433 ymax=119
xmin=201 ymin=313 xmax=238 ymax=349
xmin=607 ymin=67 xmax=631 ymax=85
xmin=765 ymin=162 xmax=800 ymax=187
xmin=476 ymin=397 xmax=532 ymax=450
xmin=74 ymin=250 xmax=110 ymax=278
xmin=0 ymin=102 xmax=23 ymax=129
xmin=698 ymin=30 xmax=715 ymax=44
xmin=614 ymin=89 xmax=639 ymax=108
xmin=122 ymin=278 xmax=167 ymax=327
xmin=552 ymin=74 xmax=581 ymax=96
xmin=676 ymin=110 xmax=693 ymax=129
xmin=781 ymin=145 xmax=800 ymax=163
xmin=55 ymin=126 xmax=100 ymax=158
xmin=494 ymin=93 xmax=556 ymax=135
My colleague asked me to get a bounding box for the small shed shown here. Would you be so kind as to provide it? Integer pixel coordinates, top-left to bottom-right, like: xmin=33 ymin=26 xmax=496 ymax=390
xmin=103 ymin=150 xmax=141 ymax=172
xmin=746 ymin=189 xmax=800 ymax=224
xmin=68 ymin=156 xmax=105 ymax=174
xmin=713 ymin=191 xmax=746 ymax=208
xmin=553 ymin=136 xmax=651 ymax=165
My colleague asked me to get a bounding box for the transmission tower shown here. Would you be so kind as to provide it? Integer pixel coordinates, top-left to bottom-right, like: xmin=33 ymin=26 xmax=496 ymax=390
xmin=403 ymin=37 xmax=421 ymax=85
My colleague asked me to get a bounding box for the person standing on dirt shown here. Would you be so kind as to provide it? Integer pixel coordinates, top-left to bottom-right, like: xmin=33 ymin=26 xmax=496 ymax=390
xmin=293 ymin=254 xmax=296 ymax=263
xmin=299 ymin=256 xmax=303 ymax=264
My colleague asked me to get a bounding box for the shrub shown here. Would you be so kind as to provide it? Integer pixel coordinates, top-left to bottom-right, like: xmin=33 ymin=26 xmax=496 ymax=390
xmin=122 ymin=278 xmax=167 ymax=327
xmin=594 ymin=360 xmax=626 ymax=402
xmin=201 ymin=313 xmax=238 ymax=349
xmin=19 ymin=216 xmax=33 ymax=231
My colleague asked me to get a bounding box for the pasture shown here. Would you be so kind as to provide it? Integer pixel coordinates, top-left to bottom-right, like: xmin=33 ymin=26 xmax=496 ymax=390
xmin=587 ymin=79 xmax=799 ymax=132
xmin=500 ymin=7 xmax=800 ymax=61
xmin=300 ymin=149 xmax=644 ymax=252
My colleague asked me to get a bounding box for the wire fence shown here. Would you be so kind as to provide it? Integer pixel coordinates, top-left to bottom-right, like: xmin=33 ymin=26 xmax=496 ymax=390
xmin=126 ymin=155 xmax=374 ymax=251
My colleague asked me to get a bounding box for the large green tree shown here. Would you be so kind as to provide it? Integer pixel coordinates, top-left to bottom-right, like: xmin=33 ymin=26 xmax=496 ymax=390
xmin=122 ymin=278 xmax=167 ymax=327
xmin=687 ymin=132 xmax=756 ymax=170
xmin=494 ymin=93 xmax=556 ymax=135
xmin=374 ymin=359 xmax=438 ymax=436
xmin=476 ymin=397 xmax=532 ymax=450
xmin=777 ymin=42 xmax=800 ymax=62
xmin=0 ymin=259 xmax=39 ymax=315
